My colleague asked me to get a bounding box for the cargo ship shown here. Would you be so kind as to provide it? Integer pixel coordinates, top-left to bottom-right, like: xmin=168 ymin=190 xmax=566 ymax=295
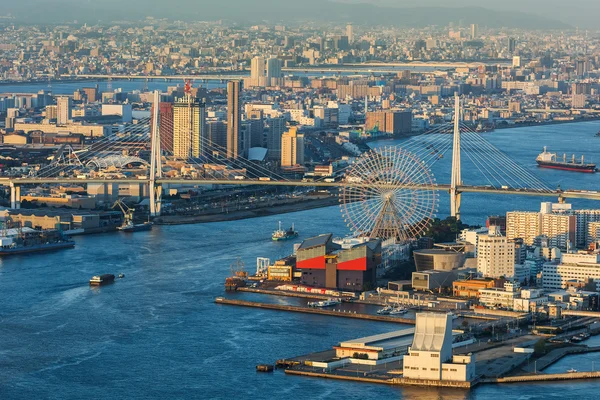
xmin=272 ymin=221 xmax=298 ymax=241
xmin=536 ymin=147 xmax=596 ymax=173
xmin=89 ymin=274 xmax=115 ymax=286
xmin=0 ymin=227 xmax=75 ymax=256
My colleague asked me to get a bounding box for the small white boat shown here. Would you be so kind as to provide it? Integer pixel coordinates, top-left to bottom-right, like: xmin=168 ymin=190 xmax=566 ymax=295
xmin=389 ymin=307 xmax=407 ymax=315
xmin=568 ymin=368 xmax=577 ymax=373
xmin=377 ymin=305 xmax=393 ymax=315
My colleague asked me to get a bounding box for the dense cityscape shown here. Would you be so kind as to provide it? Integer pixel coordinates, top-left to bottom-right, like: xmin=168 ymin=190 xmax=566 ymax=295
xmin=2 ymin=3 xmax=600 ymax=399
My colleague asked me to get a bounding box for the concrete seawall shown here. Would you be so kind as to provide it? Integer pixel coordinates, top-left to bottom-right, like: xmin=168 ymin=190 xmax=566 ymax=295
xmin=483 ymin=371 xmax=600 ymax=383
xmin=214 ymin=297 xmax=415 ymax=324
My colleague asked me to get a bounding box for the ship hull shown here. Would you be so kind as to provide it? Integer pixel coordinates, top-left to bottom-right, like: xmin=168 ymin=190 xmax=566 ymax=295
xmin=272 ymin=234 xmax=298 ymax=241
xmin=536 ymin=161 xmax=596 ymax=173
xmin=117 ymin=223 xmax=153 ymax=232
xmin=0 ymin=241 xmax=75 ymax=256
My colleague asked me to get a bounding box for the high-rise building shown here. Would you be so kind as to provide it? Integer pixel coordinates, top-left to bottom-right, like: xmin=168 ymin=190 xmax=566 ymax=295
xmin=82 ymin=87 xmax=99 ymax=103
xmin=266 ymin=57 xmax=283 ymax=86
xmin=250 ymin=56 xmax=265 ymax=87
xmin=45 ymin=105 xmax=58 ymax=120
xmin=507 ymin=37 xmax=516 ymax=53
xmin=207 ymin=121 xmax=228 ymax=155
xmin=346 ymin=24 xmax=354 ymax=43
xmin=56 ymin=96 xmax=72 ymax=125
xmin=365 ymin=111 xmax=412 ymax=135
xmin=150 ymin=102 xmax=174 ymax=153
xmin=333 ymin=35 xmax=349 ymax=51
xmin=266 ymin=117 xmax=286 ymax=160
xmin=470 ymin=24 xmax=477 ymax=39
xmin=477 ymin=226 xmax=515 ymax=278
xmin=172 ymin=96 xmax=206 ymax=159
xmin=227 ymin=80 xmax=242 ymax=159
xmin=281 ymin=126 xmax=304 ymax=167
xmin=506 ymin=211 xmax=540 ymax=245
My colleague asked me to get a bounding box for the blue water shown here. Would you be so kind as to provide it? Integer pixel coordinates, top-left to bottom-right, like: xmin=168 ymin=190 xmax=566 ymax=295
xmin=1 ymin=118 xmax=600 ymax=398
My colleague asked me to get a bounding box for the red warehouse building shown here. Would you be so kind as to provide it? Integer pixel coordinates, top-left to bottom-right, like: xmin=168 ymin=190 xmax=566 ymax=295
xmin=296 ymin=233 xmax=381 ymax=291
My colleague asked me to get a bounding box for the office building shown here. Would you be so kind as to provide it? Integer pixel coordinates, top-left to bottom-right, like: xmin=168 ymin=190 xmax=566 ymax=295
xmin=281 ymin=126 xmax=304 ymax=167
xmin=542 ymin=253 xmax=600 ymax=291
xmin=365 ymin=111 xmax=412 ymax=135
xmin=57 ymin=96 xmax=72 ymax=125
xmin=159 ymin=102 xmax=174 ymax=153
xmin=227 ymin=80 xmax=242 ymax=159
xmin=477 ymin=226 xmax=515 ymax=278
xmin=101 ymin=104 xmax=132 ymax=123
xmin=173 ymin=96 xmax=206 ymax=158
xmin=403 ymin=313 xmax=475 ymax=382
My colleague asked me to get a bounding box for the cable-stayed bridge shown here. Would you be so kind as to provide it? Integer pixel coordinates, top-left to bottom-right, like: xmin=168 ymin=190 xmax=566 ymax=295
xmin=2 ymin=92 xmax=599 ymax=237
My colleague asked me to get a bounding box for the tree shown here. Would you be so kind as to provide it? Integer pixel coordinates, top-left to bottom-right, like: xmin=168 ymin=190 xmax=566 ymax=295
xmin=534 ymin=339 xmax=546 ymax=355
xmin=461 ymin=320 xmax=469 ymax=328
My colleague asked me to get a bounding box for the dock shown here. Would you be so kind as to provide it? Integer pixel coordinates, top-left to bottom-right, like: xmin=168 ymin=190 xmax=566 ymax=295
xmin=214 ymin=297 xmax=415 ymax=324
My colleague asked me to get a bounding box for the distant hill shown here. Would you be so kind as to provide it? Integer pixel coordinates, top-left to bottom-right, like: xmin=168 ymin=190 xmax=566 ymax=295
xmin=4 ymin=0 xmax=571 ymax=29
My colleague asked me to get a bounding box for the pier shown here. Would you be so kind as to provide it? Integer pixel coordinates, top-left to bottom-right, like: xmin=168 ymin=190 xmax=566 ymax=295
xmin=482 ymin=371 xmax=600 ymax=383
xmin=214 ymin=297 xmax=415 ymax=324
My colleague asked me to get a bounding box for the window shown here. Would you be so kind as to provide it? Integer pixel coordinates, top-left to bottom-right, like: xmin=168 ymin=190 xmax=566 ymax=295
xmin=431 ymin=354 xmax=439 ymax=358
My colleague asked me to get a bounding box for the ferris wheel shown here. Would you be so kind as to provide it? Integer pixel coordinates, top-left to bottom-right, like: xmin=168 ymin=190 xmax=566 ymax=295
xmin=339 ymin=146 xmax=438 ymax=242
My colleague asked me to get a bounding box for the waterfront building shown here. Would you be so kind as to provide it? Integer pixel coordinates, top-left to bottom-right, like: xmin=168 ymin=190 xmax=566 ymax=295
xmin=227 ymin=80 xmax=242 ymax=159
xmin=365 ymin=111 xmax=412 ymax=135
xmin=477 ymin=226 xmax=515 ymax=278
xmin=173 ymin=96 xmax=206 ymax=159
xmin=281 ymin=127 xmax=305 ymax=167
xmin=295 ymin=233 xmax=380 ymax=291
xmin=403 ymin=313 xmax=476 ymax=382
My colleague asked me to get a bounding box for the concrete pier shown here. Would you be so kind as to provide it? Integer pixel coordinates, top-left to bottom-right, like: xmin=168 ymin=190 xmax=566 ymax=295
xmin=214 ymin=297 xmax=415 ymax=324
xmin=483 ymin=371 xmax=600 ymax=383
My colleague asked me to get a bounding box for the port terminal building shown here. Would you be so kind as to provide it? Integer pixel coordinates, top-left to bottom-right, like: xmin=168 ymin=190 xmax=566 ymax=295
xmin=403 ymin=313 xmax=476 ymax=382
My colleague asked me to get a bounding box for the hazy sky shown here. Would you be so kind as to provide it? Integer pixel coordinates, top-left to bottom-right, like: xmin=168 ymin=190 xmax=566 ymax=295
xmin=5 ymin=0 xmax=600 ymax=28
xmin=344 ymin=0 xmax=600 ymax=28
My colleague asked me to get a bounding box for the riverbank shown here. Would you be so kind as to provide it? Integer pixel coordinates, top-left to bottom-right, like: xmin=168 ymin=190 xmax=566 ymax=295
xmin=154 ymin=196 xmax=339 ymax=225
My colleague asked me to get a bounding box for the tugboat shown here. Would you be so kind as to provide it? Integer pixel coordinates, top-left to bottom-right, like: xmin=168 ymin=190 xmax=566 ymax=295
xmin=271 ymin=221 xmax=298 ymax=241
xmin=113 ymin=199 xmax=153 ymax=232
xmin=536 ymin=147 xmax=596 ymax=173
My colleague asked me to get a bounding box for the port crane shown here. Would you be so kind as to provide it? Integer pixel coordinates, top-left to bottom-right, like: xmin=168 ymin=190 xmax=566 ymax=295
xmin=112 ymin=198 xmax=136 ymax=226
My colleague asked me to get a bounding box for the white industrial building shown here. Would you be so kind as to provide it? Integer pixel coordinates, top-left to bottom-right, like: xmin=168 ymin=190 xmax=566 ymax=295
xmin=403 ymin=313 xmax=476 ymax=382
xmin=478 ymin=282 xmax=521 ymax=309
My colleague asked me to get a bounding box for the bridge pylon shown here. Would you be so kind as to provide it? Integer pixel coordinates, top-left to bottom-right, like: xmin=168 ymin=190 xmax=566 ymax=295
xmin=450 ymin=94 xmax=462 ymax=220
xmin=149 ymin=90 xmax=163 ymax=217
